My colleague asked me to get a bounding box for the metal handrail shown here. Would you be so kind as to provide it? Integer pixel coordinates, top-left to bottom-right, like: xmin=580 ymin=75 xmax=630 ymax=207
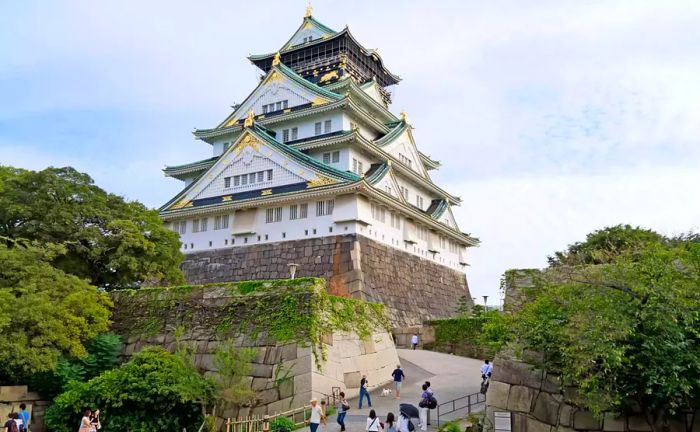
xmin=436 ymin=392 xmax=486 ymax=426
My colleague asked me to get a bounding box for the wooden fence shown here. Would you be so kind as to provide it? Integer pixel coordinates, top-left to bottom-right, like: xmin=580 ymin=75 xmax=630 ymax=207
xmin=226 ymin=387 xmax=341 ymax=432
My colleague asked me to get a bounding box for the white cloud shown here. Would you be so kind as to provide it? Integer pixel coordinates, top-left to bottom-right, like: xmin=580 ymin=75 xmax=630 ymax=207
xmin=451 ymin=167 xmax=700 ymax=300
xmin=1 ymin=0 xmax=699 ymax=300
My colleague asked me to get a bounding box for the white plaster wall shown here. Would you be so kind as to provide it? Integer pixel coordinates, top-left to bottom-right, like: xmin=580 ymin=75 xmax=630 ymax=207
xmin=342 ymin=113 xmax=380 ymax=141
xmin=169 ymin=196 xmax=468 ymax=271
xmin=269 ymin=111 xmax=344 ymax=143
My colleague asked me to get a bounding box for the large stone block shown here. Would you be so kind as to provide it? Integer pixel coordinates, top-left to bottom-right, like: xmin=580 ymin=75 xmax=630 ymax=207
xmin=251 ymin=363 xmax=273 ymax=378
xmin=573 ymin=410 xmax=602 ymax=431
xmin=493 ymin=358 xmax=544 ymax=389
xmin=559 ymin=404 xmax=575 ymax=427
xmin=533 ymin=392 xmax=561 ymax=426
xmin=507 ymin=385 xmax=535 ymax=413
xmin=602 ymin=413 xmax=625 ymax=432
xmin=485 ymin=381 xmax=510 ymax=410
xmin=527 ymin=417 xmax=553 ymax=432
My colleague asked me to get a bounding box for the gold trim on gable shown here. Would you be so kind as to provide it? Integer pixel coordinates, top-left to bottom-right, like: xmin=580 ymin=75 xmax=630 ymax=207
xmin=307 ymin=177 xmax=337 ymax=188
xmin=311 ymin=96 xmax=326 ymax=106
xmin=170 ymin=199 xmax=193 ymax=209
xmin=266 ymin=70 xmax=284 ymax=84
xmin=222 ymin=195 xmax=233 ymax=202
xmin=261 ymin=189 xmax=273 ymax=196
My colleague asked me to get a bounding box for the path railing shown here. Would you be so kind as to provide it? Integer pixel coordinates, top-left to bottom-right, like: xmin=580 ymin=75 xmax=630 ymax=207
xmin=436 ymin=392 xmax=486 ymax=426
xmin=225 ymin=387 xmax=341 ymax=432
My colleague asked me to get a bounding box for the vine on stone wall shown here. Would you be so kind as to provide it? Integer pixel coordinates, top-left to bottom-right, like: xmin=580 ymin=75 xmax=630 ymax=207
xmin=111 ymin=278 xmax=390 ymax=366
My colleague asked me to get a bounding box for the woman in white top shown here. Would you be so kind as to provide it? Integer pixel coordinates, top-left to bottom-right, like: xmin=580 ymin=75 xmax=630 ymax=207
xmin=366 ymin=409 xmax=381 ymax=432
xmin=309 ymin=398 xmax=324 ymax=432
xmin=78 ymin=409 xmax=92 ymax=432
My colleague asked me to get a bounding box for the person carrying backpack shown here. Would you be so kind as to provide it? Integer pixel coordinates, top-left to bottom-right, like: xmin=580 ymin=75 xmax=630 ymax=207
xmin=3 ymin=413 xmax=18 ymax=432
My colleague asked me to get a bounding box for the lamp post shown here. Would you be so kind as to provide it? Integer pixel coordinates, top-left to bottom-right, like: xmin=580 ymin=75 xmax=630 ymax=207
xmin=482 ymin=295 xmax=489 ymax=309
xmin=287 ymin=263 xmax=299 ymax=279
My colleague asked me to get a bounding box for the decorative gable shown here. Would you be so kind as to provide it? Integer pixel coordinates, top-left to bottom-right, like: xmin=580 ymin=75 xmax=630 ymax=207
xmin=383 ymin=133 xmax=428 ymax=178
xmin=281 ymin=15 xmax=336 ymax=50
xmin=218 ymin=64 xmax=340 ymax=129
xmin=360 ymin=81 xmax=387 ymax=108
xmin=166 ymin=129 xmax=348 ymax=210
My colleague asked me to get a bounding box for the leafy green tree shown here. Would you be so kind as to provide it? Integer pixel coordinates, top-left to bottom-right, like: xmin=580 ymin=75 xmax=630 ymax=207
xmin=516 ymin=238 xmax=700 ymax=425
xmin=0 ymin=242 xmax=112 ymax=384
xmin=31 ymin=333 xmax=123 ymax=398
xmin=0 ymin=166 xmax=184 ymax=288
xmin=547 ymin=224 xmax=666 ymax=267
xmin=45 ymin=347 xmax=215 ymax=432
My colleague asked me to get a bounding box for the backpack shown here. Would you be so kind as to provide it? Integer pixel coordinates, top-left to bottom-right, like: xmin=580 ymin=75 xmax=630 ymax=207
xmin=408 ymin=420 xmax=415 ymax=432
xmin=428 ymin=396 xmax=438 ymax=409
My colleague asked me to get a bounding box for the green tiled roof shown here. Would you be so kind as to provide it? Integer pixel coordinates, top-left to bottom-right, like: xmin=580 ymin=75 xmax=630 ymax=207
xmin=374 ymin=121 xmax=408 ymax=146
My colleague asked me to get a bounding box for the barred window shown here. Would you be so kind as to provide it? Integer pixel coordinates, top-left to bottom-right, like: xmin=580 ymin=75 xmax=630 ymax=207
xmin=323 ymin=153 xmax=331 ymax=164
xmin=324 ymin=120 xmax=331 ymax=133
xmin=314 ymin=122 xmax=322 ymax=135
xmin=332 ymin=151 xmax=340 ymax=163
xmin=179 ymin=221 xmax=186 ymax=234
xmin=283 ymin=129 xmax=290 ymax=142
xmin=266 ymin=207 xmax=282 ymax=223
xmin=267 ymin=169 xmax=273 ymax=181
xmin=300 ymin=203 xmax=308 ymax=218
xmin=234 ymin=175 xmax=240 ymax=186
xmin=289 ymin=204 xmax=298 ymax=220
xmin=224 ymin=177 xmax=231 ymax=188
xmin=192 ymin=219 xmax=200 ymax=233
xmin=316 ymin=199 xmax=334 ymax=216
xmin=291 ymin=127 xmax=298 ymax=140
xmin=200 ymin=218 xmax=208 ymax=232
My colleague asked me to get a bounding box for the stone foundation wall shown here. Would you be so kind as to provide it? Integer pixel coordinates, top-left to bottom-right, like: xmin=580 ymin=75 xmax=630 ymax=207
xmin=0 ymin=386 xmax=49 ymax=432
xmin=181 ymin=235 xmax=472 ymax=328
xmin=111 ymin=281 xmax=399 ymax=424
xmin=484 ymin=355 xmax=700 ymax=432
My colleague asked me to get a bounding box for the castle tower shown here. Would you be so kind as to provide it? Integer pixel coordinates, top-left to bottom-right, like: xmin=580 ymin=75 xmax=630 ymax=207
xmin=160 ymin=10 xmax=478 ymax=328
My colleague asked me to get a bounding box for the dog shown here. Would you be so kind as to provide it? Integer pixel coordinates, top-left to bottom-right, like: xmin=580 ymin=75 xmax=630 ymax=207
xmin=381 ymin=388 xmax=392 ymax=397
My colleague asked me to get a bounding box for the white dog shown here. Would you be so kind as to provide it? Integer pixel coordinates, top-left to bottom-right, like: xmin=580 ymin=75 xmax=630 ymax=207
xmin=381 ymin=388 xmax=392 ymax=397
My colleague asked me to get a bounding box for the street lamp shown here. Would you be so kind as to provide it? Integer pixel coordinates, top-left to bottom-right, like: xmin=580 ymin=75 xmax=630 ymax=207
xmin=482 ymin=295 xmax=489 ymax=309
xmin=287 ymin=263 xmax=299 ymax=279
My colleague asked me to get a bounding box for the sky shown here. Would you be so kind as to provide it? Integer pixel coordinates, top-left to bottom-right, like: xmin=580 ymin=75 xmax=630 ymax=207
xmin=2 ymin=0 xmax=700 ymax=303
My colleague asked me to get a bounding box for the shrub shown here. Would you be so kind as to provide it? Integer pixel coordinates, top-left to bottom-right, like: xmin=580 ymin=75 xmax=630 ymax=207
xmin=45 ymin=347 xmax=215 ymax=432
xmin=270 ymin=416 xmax=296 ymax=432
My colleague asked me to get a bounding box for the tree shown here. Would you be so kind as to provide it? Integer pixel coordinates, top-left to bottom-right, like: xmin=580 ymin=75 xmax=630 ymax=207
xmin=547 ymin=224 xmax=666 ymax=267
xmin=0 ymin=242 xmax=112 ymax=384
xmin=516 ymin=236 xmax=700 ymax=427
xmin=30 ymin=333 xmax=123 ymax=398
xmin=0 ymin=166 xmax=184 ymax=288
xmin=45 ymin=347 xmax=215 ymax=432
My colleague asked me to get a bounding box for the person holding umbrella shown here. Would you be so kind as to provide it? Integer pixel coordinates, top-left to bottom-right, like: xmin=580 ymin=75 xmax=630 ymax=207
xmin=399 ymin=404 xmax=419 ymax=432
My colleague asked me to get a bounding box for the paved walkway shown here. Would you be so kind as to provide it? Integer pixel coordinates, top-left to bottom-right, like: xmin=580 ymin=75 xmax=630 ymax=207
xmin=324 ymin=349 xmax=484 ymax=432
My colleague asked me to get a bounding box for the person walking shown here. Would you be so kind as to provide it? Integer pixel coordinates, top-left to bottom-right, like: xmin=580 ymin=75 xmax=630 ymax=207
xmin=410 ymin=334 xmax=418 ymax=350
xmin=385 ymin=413 xmax=397 ymax=432
xmin=358 ymin=375 xmax=372 ymax=409
xmin=308 ymin=399 xmax=323 ymax=432
xmin=398 ymin=411 xmax=411 ymax=432
xmin=336 ymin=392 xmax=349 ymax=432
xmin=391 ymin=365 xmax=405 ymax=399
xmin=480 ymin=360 xmax=493 ymax=381
xmin=89 ymin=409 xmax=101 ymax=432
xmin=17 ymin=404 xmax=29 ymax=432
xmin=366 ymin=410 xmax=381 ymax=432
xmin=4 ymin=413 xmax=18 ymax=432
xmin=418 ymin=384 xmax=430 ymax=431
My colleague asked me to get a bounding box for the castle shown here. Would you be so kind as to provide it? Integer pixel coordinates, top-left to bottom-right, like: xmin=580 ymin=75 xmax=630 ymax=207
xmin=160 ymin=7 xmax=477 ymax=328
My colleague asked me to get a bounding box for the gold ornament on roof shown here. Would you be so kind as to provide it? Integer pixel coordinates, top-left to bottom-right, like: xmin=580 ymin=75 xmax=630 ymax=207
xmin=272 ymin=52 xmax=281 ymax=67
xmin=400 ymin=111 xmax=409 ymax=123
xmin=244 ymin=110 xmax=255 ymax=128
xmin=305 ymin=2 xmax=312 ymax=17
xmin=307 ymin=177 xmax=337 ymax=188
xmin=170 ymin=199 xmax=192 ymax=210
xmin=319 ymin=70 xmax=338 ymax=83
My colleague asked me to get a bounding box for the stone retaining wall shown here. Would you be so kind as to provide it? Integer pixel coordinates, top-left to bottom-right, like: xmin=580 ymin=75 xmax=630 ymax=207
xmin=181 ymin=235 xmax=473 ymax=329
xmin=111 ymin=281 xmax=399 ymax=425
xmin=484 ymin=356 xmax=700 ymax=432
xmin=0 ymin=386 xmax=49 ymax=432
